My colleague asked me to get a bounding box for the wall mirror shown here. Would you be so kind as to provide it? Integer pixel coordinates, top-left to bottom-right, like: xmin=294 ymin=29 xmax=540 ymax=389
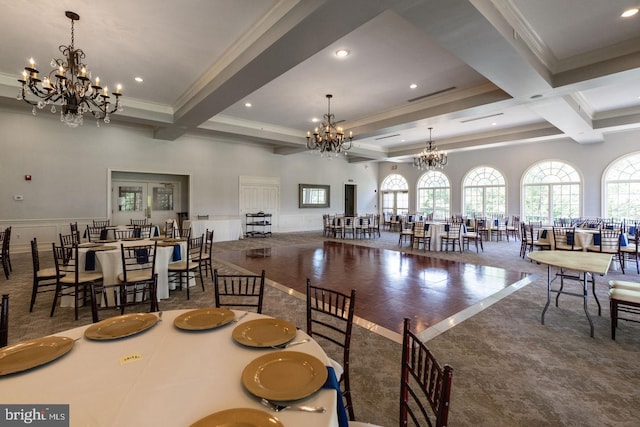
xmin=299 ymin=184 xmax=330 ymax=208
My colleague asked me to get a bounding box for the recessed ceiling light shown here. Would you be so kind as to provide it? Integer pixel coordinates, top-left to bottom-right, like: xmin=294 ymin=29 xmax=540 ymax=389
xmin=621 ymin=8 xmax=638 ymax=17
xmin=491 ymin=122 xmax=497 ymax=126
xmin=409 ymin=83 xmax=417 ymax=89
xmin=335 ymin=49 xmax=350 ymax=58
xmin=244 ymin=102 xmax=252 ymax=108
xmin=134 ymin=77 xmax=143 ymax=83
xmin=311 ymin=118 xmax=319 ymax=123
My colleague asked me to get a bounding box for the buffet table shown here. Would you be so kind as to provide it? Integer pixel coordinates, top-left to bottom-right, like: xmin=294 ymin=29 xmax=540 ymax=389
xmin=184 ymin=218 xmax=244 ymax=242
xmin=0 ymin=310 xmax=340 ymax=427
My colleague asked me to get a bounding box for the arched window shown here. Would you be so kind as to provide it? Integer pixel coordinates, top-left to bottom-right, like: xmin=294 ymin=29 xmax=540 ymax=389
xmin=381 ymin=174 xmax=409 ymax=215
xmin=523 ymin=160 xmax=581 ymax=223
xmin=416 ymin=171 xmax=450 ymax=220
xmin=463 ymin=166 xmax=506 ymax=218
xmin=604 ymin=152 xmax=640 ymax=220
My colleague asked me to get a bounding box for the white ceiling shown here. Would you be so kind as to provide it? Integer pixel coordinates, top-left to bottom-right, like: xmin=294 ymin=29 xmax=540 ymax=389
xmin=1 ymin=0 xmax=640 ymax=163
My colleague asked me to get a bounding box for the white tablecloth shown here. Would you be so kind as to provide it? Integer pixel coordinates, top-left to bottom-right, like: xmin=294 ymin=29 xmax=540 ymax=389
xmin=0 ymin=310 xmax=339 ymax=427
xmin=184 ymin=218 xmax=244 ymax=242
xmin=538 ymin=227 xmax=597 ymax=251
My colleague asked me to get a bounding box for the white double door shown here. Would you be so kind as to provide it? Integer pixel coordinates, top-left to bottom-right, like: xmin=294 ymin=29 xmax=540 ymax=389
xmin=112 ymin=180 xmax=181 ymax=227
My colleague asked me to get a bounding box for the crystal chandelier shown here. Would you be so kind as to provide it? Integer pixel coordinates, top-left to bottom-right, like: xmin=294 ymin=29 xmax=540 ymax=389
xmin=413 ymin=127 xmax=447 ymax=170
xmin=306 ymin=94 xmax=353 ymax=156
xmin=17 ymin=11 xmax=122 ymax=128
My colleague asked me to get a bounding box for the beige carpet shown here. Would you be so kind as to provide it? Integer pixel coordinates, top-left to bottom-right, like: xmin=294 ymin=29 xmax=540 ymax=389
xmin=2 ymin=231 xmax=640 ymax=426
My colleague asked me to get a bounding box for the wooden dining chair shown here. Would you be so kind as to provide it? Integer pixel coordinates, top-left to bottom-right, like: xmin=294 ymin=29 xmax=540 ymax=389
xmin=621 ymin=226 xmax=640 ymax=274
xmin=114 ymin=228 xmax=136 ymax=240
xmin=86 ymin=225 xmax=107 ymax=242
xmin=400 ymin=317 xmax=453 ymax=427
xmin=30 ymin=238 xmax=63 ymax=312
xmin=440 ymin=222 xmax=462 ymax=252
xmin=69 ymin=222 xmax=81 ymax=242
xmin=368 ymin=214 xmax=381 ymax=238
xmin=608 ymin=280 xmax=640 ymax=340
xmin=134 ymin=223 xmax=154 ymax=238
xmin=213 ymin=269 xmax=265 ymax=313
xmin=168 ymin=234 xmax=204 ymax=300
xmin=586 ymin=227 xmax=624 ymax=272
xmin=398 ymin=219 xmax=414 ymax=247
xmin=93 ymin=219 xmax=110 ymax=228
xmin=59 ymin=232 xmax=80 ymax=247
xmin=97 ymin=242 xmax=158 ymax=321
xmin=306 ymin=279 xmax=356 ymax=421
xmin=462 ymin=225 xmax=484 ymax=253
xmin=552 ymin=226 xmax=582 ymax=251
xmin=343 ymin=217 xmax=356 ymax=239
xmin=51 ymin=243 xmax=104 ymax=320
xmin=0 ymin=294 xmax=8 ymax=348
xmin=196 ymin=229 xmax=214 ymax=278
xmin=90 ymin=274 xmax=159 ymax=323
xmin=175 ymin=227 xmax=192 ymax=240
xmin=164 ymin=220 xmax=175 ymax=238
xmin=130 ymin=218 xmax=147 ymax=226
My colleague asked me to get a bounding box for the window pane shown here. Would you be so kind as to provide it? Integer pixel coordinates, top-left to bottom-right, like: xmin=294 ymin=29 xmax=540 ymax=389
xmin=118 ymin=186 xmax=143 ymax=212
xmin=523 ymin=161 xmax=580 ymax=223
xmin=152 ymin=186 xmax=174 ymax=211
xmin=381 ymin=174 xmax=409 ymax=191
xmin=605 ymin=152 xmax=640 ymax=219
xmin=463 ymin=167 xmax=506 ymax=218
xmin=433 ymin=189 xmax=450 ymax=220
xmin=396 ymin=192 xmax=409 ymax=215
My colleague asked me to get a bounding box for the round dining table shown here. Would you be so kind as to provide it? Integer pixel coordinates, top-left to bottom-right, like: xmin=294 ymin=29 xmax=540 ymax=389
xmin=0 ymin=310 xmax=340 ymax=427
xmin=61 ymin=239 xmax=190 ymax=308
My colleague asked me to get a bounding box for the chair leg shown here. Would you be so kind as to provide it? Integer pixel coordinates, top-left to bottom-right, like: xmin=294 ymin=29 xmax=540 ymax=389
xmin=50 ymin=283 xmax=62 ymax=317
xmin=30 ymin=279 xmax=38 ymax=312
xmin=610 ymin=299 xmax=617 ymax=340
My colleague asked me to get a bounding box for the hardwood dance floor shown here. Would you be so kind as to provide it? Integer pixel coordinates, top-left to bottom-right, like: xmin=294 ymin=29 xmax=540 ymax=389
xmin=215 ymin=240 xmax=528 ymax=335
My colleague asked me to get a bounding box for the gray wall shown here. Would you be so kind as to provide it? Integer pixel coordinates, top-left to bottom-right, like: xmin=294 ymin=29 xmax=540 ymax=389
xmin=377 ymin=130 xmax=640 ymax=219
xmin=0 ymin=107 xmax=377 ymax=250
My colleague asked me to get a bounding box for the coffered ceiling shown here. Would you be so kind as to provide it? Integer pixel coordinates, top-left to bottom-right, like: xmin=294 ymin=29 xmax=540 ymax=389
xmin=1 ymin=0 xmax=639 ymax=163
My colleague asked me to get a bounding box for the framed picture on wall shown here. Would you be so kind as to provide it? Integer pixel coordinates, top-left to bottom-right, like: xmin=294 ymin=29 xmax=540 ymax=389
xmin=299 ymin=184 xmax=330 ymax=208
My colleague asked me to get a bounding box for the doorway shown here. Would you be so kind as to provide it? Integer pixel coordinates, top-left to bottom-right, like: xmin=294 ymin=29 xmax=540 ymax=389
xmin=109 ymin=171 xmax=189 ymax=226
xmin=345 ymin=184 xmax=357 ymax=216
xmin=112 ymin=181 xmax=181 ymax=226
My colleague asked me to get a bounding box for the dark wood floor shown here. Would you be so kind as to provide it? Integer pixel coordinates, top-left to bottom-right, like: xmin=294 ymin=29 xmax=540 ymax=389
xmin=215 ymin=240 xmax=527 ymax=335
